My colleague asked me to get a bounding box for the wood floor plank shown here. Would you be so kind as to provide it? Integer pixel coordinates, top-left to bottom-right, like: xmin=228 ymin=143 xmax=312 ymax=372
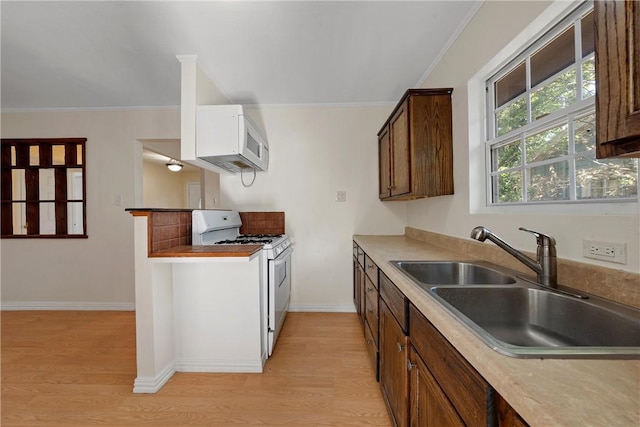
xmin=2 ymin=311 xmax=391 ymax=426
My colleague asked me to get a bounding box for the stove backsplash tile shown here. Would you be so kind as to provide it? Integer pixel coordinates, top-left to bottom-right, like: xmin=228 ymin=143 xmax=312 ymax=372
xmin=240 ymin=212 xmax=285 ymax=235
xmin=151 ymin=211 xmax=192 ymax=252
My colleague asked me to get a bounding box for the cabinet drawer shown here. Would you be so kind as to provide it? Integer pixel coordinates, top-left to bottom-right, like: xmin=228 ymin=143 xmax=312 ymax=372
xmin=364 ymin=321 xmax=379 ymax=381
xmin=364 ymin=255 xmax=379 ymax=288
xmin=357 ymin=247 xmax=365 ymax=267
xmin=364 ymin=276 xmax=379 ymax=345
xmin=380 ymin=272 xmax=408 ymax=333
xmin=410 ymin=304 xmax=496 ymax=427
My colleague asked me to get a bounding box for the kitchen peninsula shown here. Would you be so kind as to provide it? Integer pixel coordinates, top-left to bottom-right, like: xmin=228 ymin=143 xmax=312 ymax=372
xmin=127 ymin=209 xmax=266 ymax=394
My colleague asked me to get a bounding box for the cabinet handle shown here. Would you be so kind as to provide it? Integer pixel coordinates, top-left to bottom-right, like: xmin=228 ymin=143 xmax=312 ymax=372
xmin=407 ymin=359 xmax=416 ymax=371
xmin=367 ymin=286 xmax=373 ymax=293
xmin=367 ymin=339 xmax=374 ymax=346
xmin=396 ymin=342 xmax=404 ymax=352
xmin=367 ymin=309 xmax=373 ymax=315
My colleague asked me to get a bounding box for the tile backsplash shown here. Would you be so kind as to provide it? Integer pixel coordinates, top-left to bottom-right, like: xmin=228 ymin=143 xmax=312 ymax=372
xmin=150 ymin=211 xmax=192 ymax=252
xmin=145 ymin=210 xmax=285 ymax=254
xmin=239 ymin=212 xmax=285 ymax=235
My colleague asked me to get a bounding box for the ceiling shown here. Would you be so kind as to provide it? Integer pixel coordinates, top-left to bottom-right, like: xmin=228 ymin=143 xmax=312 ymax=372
xmin=1 ymin=1 xmax=480 ymax=110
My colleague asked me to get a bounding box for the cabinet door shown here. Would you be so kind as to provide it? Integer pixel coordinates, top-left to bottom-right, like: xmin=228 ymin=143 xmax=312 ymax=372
xmin=497 ymin=395 xmax=529 ymax=427
xmin=410 ymin=347 xmax=464 ymax=427
xmin=353 ymin=257 xmax=365 ymax=329
xmin=595 ymin=0 xmax=640 ymax=157
xmin=379 ymin=126 xmax=392 ymax=199
xmin=390 ymin=101 xmax=411 ymax=196
xmin=380 ymin=300 xmax=409 ymax=427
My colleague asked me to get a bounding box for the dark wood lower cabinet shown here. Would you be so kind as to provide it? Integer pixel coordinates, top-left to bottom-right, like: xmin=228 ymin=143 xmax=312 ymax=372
xmin=380 ymin=300 xmax=409 ymax=427
xmin=410 ymin=346 xmax=464 ymax=427
xmin=352 ymin=243 xmax=528 ymax=427
xmin=497 ymin=395 xmax=529 ymax=427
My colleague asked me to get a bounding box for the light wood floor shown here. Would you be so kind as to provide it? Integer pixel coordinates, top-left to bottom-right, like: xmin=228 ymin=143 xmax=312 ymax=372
xmin=1 ymin=311 xmax=391 ymax=426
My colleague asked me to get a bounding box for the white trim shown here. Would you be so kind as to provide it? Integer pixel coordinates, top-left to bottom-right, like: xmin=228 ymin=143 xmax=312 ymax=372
xmin=416 ymin=0 xmax=485 ymax=87
xmin=0 ymin=105 xmax=180 ymax=113
xmin=0 ymin=301 xmax=135 ymax=311
xmin=244 ymin=101 xmax=396 ymax=110
xmin=133 ymin=362 xmax=176 ymax=394
xmin=1 ymin=102 xmax=396 ymax=114
xmin=469 ymin=0 xmax=638 ymax=216
xmin=175 ymin=359 xmax=264 ymax=373
xmin=288 ymin=304 xmax=356 ymax=313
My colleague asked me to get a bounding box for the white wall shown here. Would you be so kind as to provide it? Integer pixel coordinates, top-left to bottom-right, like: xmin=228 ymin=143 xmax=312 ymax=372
xmin=219 ymin=106 xmax=407 ymax=310
xmin=143 ymin=160 xmax=200 ymax=208
xmin=408 ymin=0 xmax=640 ymax=279
xmin=4 ymin=1 xmax=636 ymax=310
xmin=1 ymin=109 xmax=180 ymax=308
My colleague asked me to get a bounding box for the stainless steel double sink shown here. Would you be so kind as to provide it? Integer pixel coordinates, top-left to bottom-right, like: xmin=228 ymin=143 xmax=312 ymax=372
xmin=391 ymin=260 xmax=640 ymax=359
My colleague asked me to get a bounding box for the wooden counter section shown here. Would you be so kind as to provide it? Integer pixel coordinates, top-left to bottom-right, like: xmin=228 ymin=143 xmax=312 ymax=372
xmin=151 ymin=244 xmax=262 ymax=258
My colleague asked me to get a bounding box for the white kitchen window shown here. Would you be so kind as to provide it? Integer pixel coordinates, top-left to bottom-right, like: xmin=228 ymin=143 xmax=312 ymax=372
xmin=485 ymin=2 xmax=638 ymax=205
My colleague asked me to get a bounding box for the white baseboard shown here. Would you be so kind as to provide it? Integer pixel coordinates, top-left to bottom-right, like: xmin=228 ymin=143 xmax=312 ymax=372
xmin=0 ymin=301 xmax=135 ymax=311
xmin=288 ymin=304 xmax=356 ymax=313
xmin=175 ymin=358 xmax=264 ymax=373
xmin=133 ymin=362 xmax=176 ymax=394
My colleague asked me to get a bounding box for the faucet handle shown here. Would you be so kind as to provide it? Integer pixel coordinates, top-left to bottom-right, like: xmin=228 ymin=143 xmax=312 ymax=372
xmin=518 ymin=227 xmax=556 ymax=246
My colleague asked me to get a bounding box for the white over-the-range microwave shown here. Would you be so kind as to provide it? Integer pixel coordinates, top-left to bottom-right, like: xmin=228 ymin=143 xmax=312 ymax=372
xmin=194 ymin=104 xmax=269 ymax=174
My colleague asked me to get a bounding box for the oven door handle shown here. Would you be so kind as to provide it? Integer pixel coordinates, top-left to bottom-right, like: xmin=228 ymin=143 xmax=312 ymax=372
xmin=272 ymin=246 xmax=294 ymax=265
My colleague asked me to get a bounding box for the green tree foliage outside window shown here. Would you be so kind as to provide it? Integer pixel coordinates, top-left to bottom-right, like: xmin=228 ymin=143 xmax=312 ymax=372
xmin=487 ymin=4 xmax=637 ymax=205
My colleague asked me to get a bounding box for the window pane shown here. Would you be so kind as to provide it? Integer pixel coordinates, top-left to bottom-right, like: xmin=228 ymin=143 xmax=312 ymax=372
xmin=574 ymin=113 xmax=596 ymax=154
xmin=11 ymin=169 xmax=25 ymax=200
xmin=67 ymin=202 xmax=84 ymax=235
xmin=527 ymin=161 xmax=570 ymax=201
xmin=576 ymin=157 xmax=638 ymax=200
xmin=531 ymin=26 xmax=575 ymax=87
xmin=582 ymin=59 xmax=595 ymax=98
xmin=39 ymin=169 xmax=55 ymax=202
xmin=12 ymin=202 xmax=26 ymax=235
xmin=76 ymin=144 xmax=83 ymax=165
xmin=39 ymin=202 xmax=56 ymax=235
xmin=526 ymin=123 xmax=568 ymax=163
xmin=531 ymin=69 xmax=577 ymax=120
xmin=496 ymin=97 xmax=527 ymax=136
xmin=495 ymin=61 xmax=526 ymax=107
xmin=493 ymin=140 xmax=522 ymax=170
xmin=493 ymin=171 xmax=523 ymax=203
xmin=52 ymin=145 xmax=65 ymax=165
xmin=67 ymin=169 xmax=83 ymax=200
xmin=581 ymin=10 xmax=594 ymax=57
xmin=29 ymin=146 xmax=39 ymax=166
xmin=10 ymin=146 xmax=16 ymax=166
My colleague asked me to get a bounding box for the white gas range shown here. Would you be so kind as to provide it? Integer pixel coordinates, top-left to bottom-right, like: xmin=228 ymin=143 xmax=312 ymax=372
xmin=192 ymin=210 xmax=293 ymax=356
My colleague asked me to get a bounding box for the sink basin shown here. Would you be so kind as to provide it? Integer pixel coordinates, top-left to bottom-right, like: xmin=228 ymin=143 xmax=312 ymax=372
xmin=392 ymin=261 xmax=516 ymax=286
xmin=431 ymin=286 xmax=640 ymax=358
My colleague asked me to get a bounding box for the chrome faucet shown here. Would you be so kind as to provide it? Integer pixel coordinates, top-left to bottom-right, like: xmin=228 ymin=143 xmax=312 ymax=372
xmin=471 ymin=226 xmax=557 ymax=289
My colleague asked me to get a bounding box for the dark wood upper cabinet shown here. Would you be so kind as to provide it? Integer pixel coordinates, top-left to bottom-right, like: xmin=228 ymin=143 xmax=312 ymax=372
xmin=378 ymin=89 xmax=454 ymax=200
xmin=595 ymin=0 xmax=640 ymax=158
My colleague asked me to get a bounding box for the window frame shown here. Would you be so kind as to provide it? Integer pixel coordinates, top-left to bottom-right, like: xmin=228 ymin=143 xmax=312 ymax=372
xmin=483 ymin=1 xmax=638 ymax=207
xmin=1 ymin=138 xmax=87 ymax=238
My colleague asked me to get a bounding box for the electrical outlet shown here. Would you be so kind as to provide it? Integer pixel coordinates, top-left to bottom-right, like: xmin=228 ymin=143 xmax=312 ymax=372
xmin=336 ymin=191 xmax=346 ymax=202
xmin=583 ymin=239 xmax=626 ymax=264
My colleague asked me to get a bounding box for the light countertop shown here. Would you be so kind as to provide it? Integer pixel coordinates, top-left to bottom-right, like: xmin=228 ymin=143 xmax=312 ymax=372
xmin=354 ymin=234 xmax=640 ymax=427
